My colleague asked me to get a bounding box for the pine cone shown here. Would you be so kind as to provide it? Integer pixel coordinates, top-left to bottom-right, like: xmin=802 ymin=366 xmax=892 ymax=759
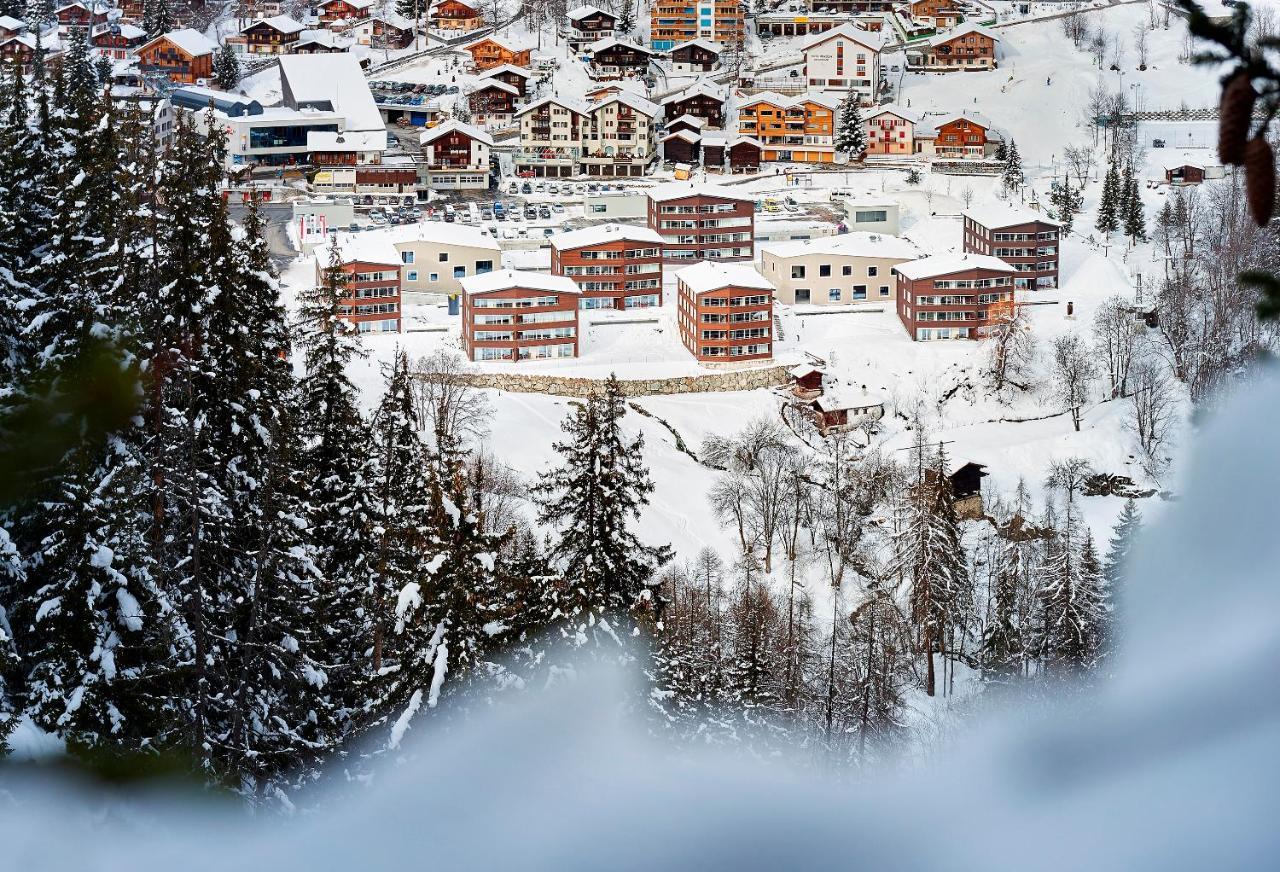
xmin=1218 ymin=71 xmax=1256 ymax=166
xmin=1245 ymin=137 xmax=1275 ymax=227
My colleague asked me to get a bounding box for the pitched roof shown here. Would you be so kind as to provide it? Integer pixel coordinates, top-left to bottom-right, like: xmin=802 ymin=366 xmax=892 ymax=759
xmin=295 ymin=29 xmax=340 ymax=48
xmin=866 ymin=104 xmax=920 ymax=124
xmin=760 ymin=232 xmax=922 ymax=261
xmin=915 ymin=110 xmax=994 ymax=137
xmin=676 ymin=261 xmax=775 ymax=295
xmin=242 ymin=15 xmax=305 ymax=35
xmin=479 ymin=62 xmax=532 ymax=79
xmin=550 ymin=222 xmax=663 ymax=251
xmin=668 ymin=113 xmax=706 ymax=129
xmin=464 ymin=34 xmax=533 ymax=53
xmin=812 ymin=387 xmax=883 ymax=413
xmin=279 ymin=52 xmax=382 ymax=131
xmin=143 ymin=28 xmax=216 ymax=57
xmin=963 ymin=203 xmax=1060 ymax=229
xmin=472 ymin=79 xmax=519 ymax=96
xmin=800 ymin=22 xmax=886 ymax=53
xmin=320 ymin=0 xmax=376 ymax=8
xmin=661 ymin=79 xmax=728 ymax=105
xmin=420 ymin=118 xmax=494 ymax=146
xmin=371 ymin=11 xmax=415 ymax=30
xmin=587 ymin=36 xmax=655 ymax=55
xmin=460 ymin=269 xmax=581 ymax=296
xmin=930 ymin=22 xmax=999 ymax=47
xmin=92 ymin=22 xmax=146 ymax=39
xmin=0 ymin=15 xmax=25 ymax=31
xmin=515 ymin=94 xmax=591 ymax=118
xmin=646 ymin=181 xmax=755 ymax=203
xmin=738 ymin=90 xmax=841 ymax=112
xmin=566 ymin=4 xmax=613 ymax=21
xmin=594 ymin=89 xmax=659 ymax=117
xmin=895 ymin=253 xmax=1015 ymax=279
xmin=662 ymin=129 xmax=701 ymax=143
xmin=668 ymin=37 xmax=722 ymax=55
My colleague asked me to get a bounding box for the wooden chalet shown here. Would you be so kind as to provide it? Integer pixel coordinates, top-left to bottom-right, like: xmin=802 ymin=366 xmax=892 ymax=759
xmin=468 ymin=80 xmax=519 ymax=125
xmin=479 ymin=63 xmax=532 ymax=97
xmin=661 ymin=81 xmax=727 ymax=128
xmin=907 ymin=22 xmax=999 ymax=71
xmin=667 ymin=114 xmax=706 ymax=136
xmin=587 ymin=37 xmax=654 ymax=79
xmin=0 ymin=16 xmax=26 ymax=40
xmin=1165 ymin=163 xmax=1206 ymax=185
xmin=363 ymin=13 xmax=415 ymax=49
xmin=91 ymin=23 xmax=147 ymax=61
xmin=55 ymin=2 xmax=109 ymax=30
xmin=728 ymin=136 xmax=762 ymax=173
xmin=662 ymin=129 xmax=700 ymax=164
xmin=700 ymin=132 xmax=728 ymax=171
xmin=668 ymin=38 xmax=721 ymax=73
xmin=317 ymin=0 xmax=375 ymax=25
xmin=0 ymin=34 xmax=64 ymax=74
xmin=563 ymin=5 xmax=617 ymax=51
xmin=790 ymin=364 xmax=824 ymax=398
xmin=293 ymin=30 xmax=345 ymax=52
xmin=240 ymin=16 xmax=304 ymax=54
xmin=429 ymin=0 xmax=484 ymax=32
xmin=136 ymin=28 xmax=216 ymax=84
xmin=806 ymin=387 xmax=884 ymax=435
xmin=464 ymin=35 xmax=532 ymax=71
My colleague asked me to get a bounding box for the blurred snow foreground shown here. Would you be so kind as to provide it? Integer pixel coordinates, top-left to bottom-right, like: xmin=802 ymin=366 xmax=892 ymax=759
xmin=4 ymin=380 xmax=1280 ymax=870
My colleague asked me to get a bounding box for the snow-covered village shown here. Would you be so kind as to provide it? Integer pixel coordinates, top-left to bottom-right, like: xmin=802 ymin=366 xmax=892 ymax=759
xmin=1 ymin=0 xmax=1279 ymax=865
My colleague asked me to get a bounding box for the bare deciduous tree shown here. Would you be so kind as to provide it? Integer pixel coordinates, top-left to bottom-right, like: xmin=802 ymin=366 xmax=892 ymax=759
xmin=1130 ymin=354 xmax=1177 ymax=477
xmin=1133 ymin=23 xmax=1150 ymax=69
xmin=960 ymin=185 xmax=975 ymax=208
xmin=413 ymin=349 xmax=490 ymax=451
xmin=1062 ymin=144 xmax=1095 ymax=188
xmin=985 ymin=305 xmax=1036 ymax=395
xmin=1092 ymin=295 xmax=1139 ymax=399
xmin=1052 ymin=332 xmax=1097 ymax=432
xmin=1061 ymin=11 xmax=1091 ymax=48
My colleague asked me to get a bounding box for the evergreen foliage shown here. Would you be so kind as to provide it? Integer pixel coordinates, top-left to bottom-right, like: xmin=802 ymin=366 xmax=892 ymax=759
xmin=834 ymin=96 xmax=866 ymax=158
xmin=1097 ymin=159 xmax=1121 ymax=235
xmin=213 ymin=43 xmax=242 ymax=92
xmin=1002 ymin=139 xmax=1024 ymax=193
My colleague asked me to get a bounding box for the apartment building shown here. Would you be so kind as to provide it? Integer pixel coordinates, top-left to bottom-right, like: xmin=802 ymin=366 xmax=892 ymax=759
xmin=646 ymin=182 xmax=755 ymax=262
xmin=312 ymin=238 xmax=403 ymax=333
xmin=661 ymin=79 xmax=728 ymax=128
xmin=675 ymin=261 xmax=775 ymax=363
xmin=799 ymin=23 xmax=884 ymax=104
xmin=758 ymin=232 xmax=922 ymax=305
xmin=962 ymin=204 xmax=1061 ymax=289
xmin=906 ymin=22 xmax=1000 ymax=71
xmin=459 ymin=270 xmax=582 ymax=362
xmin=864 ymin=105 xmax=918 ymax=156
xmin=737 ymin=91 xmax=841 ymax=164
xmin=650 ymin=0 xmax=743 ymax=52
xmin=515 ymin=93 xmax=659 ymax=178
xmin=914 ymin=111 xmax=998 ymax=159
xmin=550 ymin=223 xmax=665 ymax=310
xmin=419 ymin=120 xmax=492 ymax=190
xmin=562 ymin=5 xmax=617 ymax=51
xmin=393 ymin=224 xmax=500 ymax=297
xmin=895 ymin=253 xmax=1017 ymax=341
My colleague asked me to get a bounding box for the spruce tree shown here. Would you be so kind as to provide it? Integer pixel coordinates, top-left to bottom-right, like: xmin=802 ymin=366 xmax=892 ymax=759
xmin=834 ymin=96 xmax=867 ymax=159
xmin=1103 ymin=498 xmax=1141 ymax=638
xmin=1051 ymin=175 xmax=1081 ymax=235
xmin=618 ymin=0 xmax=635 ymax=34
xmin=143 ymin=0 xmax=175 ymax=40
xmin=1097 ymin=159 xmax=1121 ymax=235
xmin=534 ymin=375 xmax=673 ymax=646
xmin=213 ymin=43 xmax=241 ymax=91
xmin=1002 ymin=139 xmax=1023 ymax=194
xmin=1124 ymin=168 xmax=1146 ymax=243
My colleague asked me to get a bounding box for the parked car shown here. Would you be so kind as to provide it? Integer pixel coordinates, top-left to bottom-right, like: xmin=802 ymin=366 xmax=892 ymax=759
xmin=547 ymin=183 xmax=559 ymax=195
xmin=524 ymin=205 xmax=538 ymax=219
xmin=552 ymin=203 xmax=565 ymax=214
xmin=507 ymin=181 xmax=519 ymax=195
xmin=521 ymin=182 xmax=533 ymax=194
xmin=538 ymin=206 xmax=551 ymax=219
xmin=542 ymin=227 xmax=555 ymax=237
xmin=481 ymin=207 xmax=494 ymax=220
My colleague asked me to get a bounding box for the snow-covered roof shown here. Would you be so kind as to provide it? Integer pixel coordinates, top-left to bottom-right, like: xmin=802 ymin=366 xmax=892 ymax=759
xmin=729 ymin=135 xmax=763 ymax=149
xmin=550 ymin=222 xmax=664 ymax=251
xmin=587 ymin=36 xmax=655 ymax=55
xmin=370 ymin=11 xmax=415 ymax=30
xmin=391 ymin=222 xmax=501 ymax=250
xmin=472 ymin=79 xmax=519 ymax=96
xmin=295 ymin=29 xmax=341 ymax=48
xmin=321 ymin=0 xmax=375 ymax=8
xmin=464 ymin=34 xmax=533 ymax=53
xmin=516 ymin=95 xmax=592 ymax=118
xmin=760 ymin=232 xmax=922 ymax=262
xmin=594 ymin=90 xmax=659 ymax=118
xmin=812 ymin=387 xmax=884 ymax=413
xmin=420 ymin=119 xmax=493 ymax=146
xmin=307 ymin=129 xmax=388 ymax=152
xmin=701 ymin=131 xmax=729 ymax=146
xmin=661 ymin=79 xmax=728 ymax=105
xmin=790 ymin=363 xmax=821 ymax=379
xmin=279 ymin=52 xmax=382 ymax=131
xmin=662 ymin=129 xmax=700 ymax=143
xmin=930 ymin=22 xmax=999 ymax=47
xmin=668 ymin=113 xmax=706 ymax=129
xmin=963 ymin=203 xmax=1059 ymax=229
xmin=92 ymin=22 xmax=145 ymax=39
xmin=866 ymin=104 xmax=920 ymax=124
xmin=676 ymin=261 xmax=775 ymax=295
xmin=646 ymin=181 xmax=755 ymax=203
xmin=915 ymin=110 xmax=995 ymax=137
xmin=243 ymin=15 xmax=305 ymax=35
xmin=313 ymin=235 xmax=400 ymax=267
xmin=1163 ymin=161 xmax=1206 ymax=171
xmin=144 ymin=28 xmax=216 ymax=57
xmin=0 ymin=15 xmax=27 ymax=31
xmin=738 ymin=91 xmax=841 ymax=112
xmin=800 ymin=22 xmax=885 ymax=53
xmin=460 ymin=269 xmax=581 ymax=297
xmin=479 ymin=62 xmax=532 ymax=79
xmin=895 ymin=253 xmax=1015 ymax=280
xmin=566 ymin=4 xmax=613 ymax=21
xmin=668 ymin=37 xmax=722 ymax=55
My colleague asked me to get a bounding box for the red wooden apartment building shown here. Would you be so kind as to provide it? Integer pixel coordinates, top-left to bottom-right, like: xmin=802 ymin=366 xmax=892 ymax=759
xmin=895 ymin=253 xmax=1016 ymax=341
xmin=646 ymin=182 xmax=755 ymax=262
xmin=314 ymin=239 xmax=403 ymax=334
xmin=458 ymin=270 xmax=582 ymax=362
xmin=675 ymin=261 xmax=775 ymax=362
xmin=550 ymin=223 xmax=665 ymax=310
xmin=962 ymin=204 xmax=1061 ymax=290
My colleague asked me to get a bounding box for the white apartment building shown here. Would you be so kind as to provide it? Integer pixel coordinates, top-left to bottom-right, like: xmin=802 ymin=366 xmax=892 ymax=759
xmin=799 ymin=23 xmax=885 ymax=105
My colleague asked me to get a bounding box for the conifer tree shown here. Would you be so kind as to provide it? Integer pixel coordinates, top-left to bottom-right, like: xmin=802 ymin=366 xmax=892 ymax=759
xmin=618 ymin=0 xmax=635 ymax=34
xmin=1038 ymin=464 xmax=1106 ymax=676
xmin=1097 ymin=159 xmax=1121 ymax=235
xmin=1050 ymin=175 xmax=1082 ymax=235
xmin=143 ymin=0 xmax=175 ymax=40
xmin=534 ymin=375 xmax=673 ymax=646
xmin=834 ymin=96 xmax=867 ymax=158
xmin=213 ymin=43 xmax=241 ymax=91
xmin=1123 ymin=167 xmax=1146 ymax=243
xmin=1103 ymin=498 xmax=1141 ymax=635
xmin=993 ymin=139 xmax=1008 ymax=163
xmin=1002 ymin=139 xmax=1023 ymax=194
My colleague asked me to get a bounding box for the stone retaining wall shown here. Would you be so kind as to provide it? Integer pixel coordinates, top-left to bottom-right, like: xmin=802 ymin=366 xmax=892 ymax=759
xmin=416 ymin=365 xmax=793 ymax=398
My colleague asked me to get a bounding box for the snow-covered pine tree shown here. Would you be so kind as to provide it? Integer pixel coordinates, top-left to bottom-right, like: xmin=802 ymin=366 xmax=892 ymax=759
xmin=1124 ymin=167 xmax=1146 ymax=243
xmin=1037 ymin=465 xmax=1106 ymax=677
xmin=1102 ymin=498 xmax=1141 ymax=639
xmin=842 ymin=585 xmax=911 ymax=763
xmin=834 ymin=96 xmax=867 ymax=159
xmin=142 ymin=0 xmax=175 ymax=40
xmin=1097 ymin=159 xmax=1121 ymax=235
xmin=1002 ymin=139 xmax=1024 ymax=194
xmin=295 ymin=244 xmax=379 ymax=733
xmin=533 ymin=374 xmax=674 ymax=648
xmin=618 ymin=0 xmax=635 ymax=34
xmin=212 ymin=43 xmax=242 ymax=92
xmin=723 ymin=567 xmax=789 ymax=743
xmin=1050 ymin=175 xmax=1081 ymax=235
xmin=993 ymin=139 xmax=1008 ymax=163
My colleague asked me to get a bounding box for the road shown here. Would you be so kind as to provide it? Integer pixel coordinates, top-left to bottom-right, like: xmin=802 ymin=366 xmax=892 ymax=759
xmin=229 ymin=202 xmax=297 ymax=267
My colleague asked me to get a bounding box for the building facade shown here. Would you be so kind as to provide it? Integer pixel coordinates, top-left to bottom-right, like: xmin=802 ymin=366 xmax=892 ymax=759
xmin=661 ymin=80 xmax=728 ymax=128
xmin=907 ymin=23 xmax=999 ymax=71
xmin=962 ymin=205 xmax=1061 ymax=289
xmin=459 ymin=270 xmax=582 ymax=362
xmin=314 ymin=242 xmax=403 ymax=333
xmin=91 ymin=23 xmax=146 ymax=61
xmin=587 ymin=37 xmax=655 ymax=80
xmin=864 ymin=105 xmax=917 ymax=155
xmin=419 ymin=120 xmax=492 ymax=190
xmin=429 ymin=0 xmax=484 ymax=32
xmin=646 ymin=183 xmax=755 ymax=261
xmin=799 ymin=23 xmax=883 ymax=104
xmin=550 ymin=223 xmax=665 ymax=310
xmin=737 ymin=92 xmax=840 ymax=163
xmin=675 ymin=261 xmax=775 ymax=362
xmin=240 ymin=16 xmax=304 ymax=54
xmin=758 ymin=232 xmax=921 ymax=305
xmin=317 ymin=0 xmax=375 ymax=25
xmin=914 ymin=112 xmax=996 ymax=159
xmin=136 ymin=29 xmax=216 ymax=84
xmin=465 ymin=36 xmax=532 ymax=70
xmin=563 ymin=5 xmax=617 ymax=51
xmin=895 ymin=253 xmax=1016 ymax=341
xmin=650 ymin=0 xmax=743 ymax=52
xmin=515 ymin=93 xmax=658 ymax=178
xmin=668 ymin=38 xmax=722 ymax=74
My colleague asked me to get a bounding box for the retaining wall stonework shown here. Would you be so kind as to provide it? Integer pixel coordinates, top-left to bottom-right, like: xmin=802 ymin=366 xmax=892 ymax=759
xmin=416 ymin=366 xmax=792 ymax=398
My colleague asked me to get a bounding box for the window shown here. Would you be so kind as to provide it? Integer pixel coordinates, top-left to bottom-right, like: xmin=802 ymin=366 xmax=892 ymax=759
xmin=438 ymin=252 xmax=449 ymax=262
xmin=879 ymin=285 xmax=890 ymax=297
xmin=406 ymin=270 xmax=418 ymax=281
xmin=842 ymin=265 xmax=852 ymax=276
xmin=819 ymin=264 xmax=831 ymax=278
xmin=794 ymin=288 xmax=810 ymax=303
xmin=791 ymin=265 xmax=806 ymax=279
xmin=868 ymin=265 xmax=878 ymax=277
xmin=454 ymin=266 xmax=466 ymax=278
xmin=401 ymin=251 xmax=415 ymax=264
xmin=429 ymin=273 xmax=438 ymax=282
xmin=853 ymin=285 xmax=866 ymax=300
xmin=828 ymin=288 xmax=841 ymax=302
xmin=854 ymin=209 xmax=887 ymax=223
